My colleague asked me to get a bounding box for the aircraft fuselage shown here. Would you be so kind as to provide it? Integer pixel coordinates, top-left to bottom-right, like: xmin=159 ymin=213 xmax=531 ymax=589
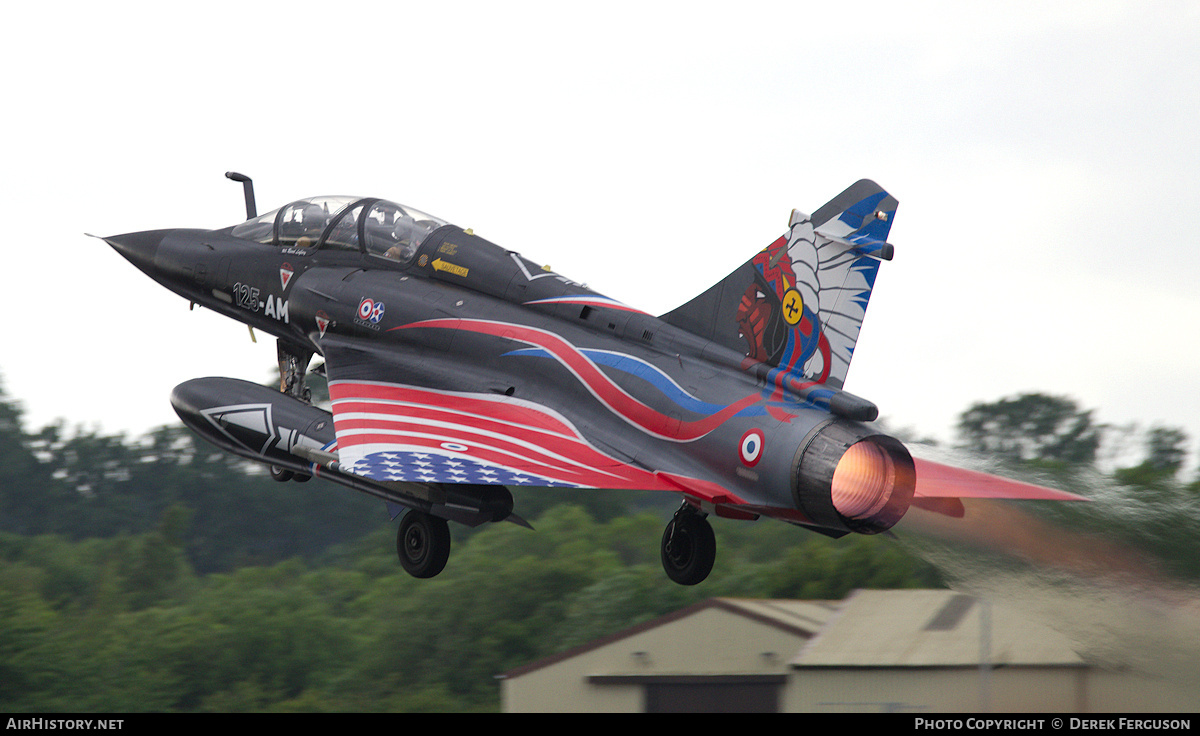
xmin=104 ymin=181 xmax=953 ymax=583
xmin=111 ymin=217 xmax=900 ymax=535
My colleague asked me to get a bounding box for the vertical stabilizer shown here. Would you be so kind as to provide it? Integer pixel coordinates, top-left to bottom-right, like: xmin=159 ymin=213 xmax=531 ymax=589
xmin=661 ymin=180 xmax=897 ymax=389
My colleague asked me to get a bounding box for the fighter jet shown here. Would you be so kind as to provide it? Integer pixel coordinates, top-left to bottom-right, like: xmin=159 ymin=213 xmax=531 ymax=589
xmin=100 ymin=173 xmax=1084 ymax=585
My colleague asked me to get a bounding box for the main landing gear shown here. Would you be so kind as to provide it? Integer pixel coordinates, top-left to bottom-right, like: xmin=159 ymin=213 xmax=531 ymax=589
xmin=397 ymin=510 xmax=452 ymax=579
xmin=660 ymin=503 xmax=716 ymax=586
xmin=387 ymin=503 xmax=716 ymax=584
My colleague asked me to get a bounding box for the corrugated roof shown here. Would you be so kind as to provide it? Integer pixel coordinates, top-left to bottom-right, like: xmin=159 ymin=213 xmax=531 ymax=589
xmin=790 ymin=589 xmax=1085 ymax=668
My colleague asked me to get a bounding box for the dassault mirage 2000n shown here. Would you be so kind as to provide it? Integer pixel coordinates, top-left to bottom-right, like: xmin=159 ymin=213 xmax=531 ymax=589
xmin=100 ymin=173 xmax=1085 ymax=585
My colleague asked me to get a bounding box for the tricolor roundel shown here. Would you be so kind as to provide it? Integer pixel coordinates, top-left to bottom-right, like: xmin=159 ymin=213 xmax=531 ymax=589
xmin=358 ymin=298 xmax=385 ymax=324
xmin=739 ymin=429 xmax=764 ymax=467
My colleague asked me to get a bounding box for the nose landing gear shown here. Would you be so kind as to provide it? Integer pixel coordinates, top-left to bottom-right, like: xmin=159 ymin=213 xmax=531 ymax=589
xmin=269 ymin=339 xmax=316 ymax=484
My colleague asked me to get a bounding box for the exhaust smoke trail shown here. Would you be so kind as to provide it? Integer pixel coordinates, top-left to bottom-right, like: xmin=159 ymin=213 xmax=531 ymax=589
xmin=894 ymin=447 xmax=1200 ymax=690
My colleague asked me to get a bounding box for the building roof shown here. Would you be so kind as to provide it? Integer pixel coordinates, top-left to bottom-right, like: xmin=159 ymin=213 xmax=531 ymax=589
xmin=716 ymin=598 xmax=837 ymax=633
xmin=500 ymin=597 xmax=837 ymax=680
xmin=790 ymin=589 xmax=1085 ymax=668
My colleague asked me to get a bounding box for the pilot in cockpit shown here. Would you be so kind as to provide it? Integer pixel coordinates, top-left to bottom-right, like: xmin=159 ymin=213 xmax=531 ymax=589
xmin=362 ymin=202 xmax=444 ymax=261
xmin=281 ymin=203 xmax=328 ymax=248
xmin=383 ymin=213 xmax=420 ymax=260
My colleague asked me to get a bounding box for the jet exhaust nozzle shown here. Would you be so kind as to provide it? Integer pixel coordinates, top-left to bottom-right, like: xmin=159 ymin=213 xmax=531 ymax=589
xmin=792 ymin=420 xmax=915 ymax=534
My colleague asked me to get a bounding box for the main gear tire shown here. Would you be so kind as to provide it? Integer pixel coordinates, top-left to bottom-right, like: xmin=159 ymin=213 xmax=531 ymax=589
xmin=397 ymin=511 xmax=451 ymax=579
xmin=660 ymin=511 xmax=716 ymax=586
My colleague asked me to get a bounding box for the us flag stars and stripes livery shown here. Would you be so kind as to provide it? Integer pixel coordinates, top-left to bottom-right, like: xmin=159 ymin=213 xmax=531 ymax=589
xmin=346 ymin=450 xmax=578 ymax=487
xmin=329 ymin=380 xmax=681 ymax=490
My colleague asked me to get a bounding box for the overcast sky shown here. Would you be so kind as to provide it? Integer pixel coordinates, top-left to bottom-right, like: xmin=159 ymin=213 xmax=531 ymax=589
xmin=3 ymin=1 xmax=1198 ymax=470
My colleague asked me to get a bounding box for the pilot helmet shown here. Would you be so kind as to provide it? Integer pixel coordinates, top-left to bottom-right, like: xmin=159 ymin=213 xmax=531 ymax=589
xmin=300 ymin=203 xmax=328 ymax=237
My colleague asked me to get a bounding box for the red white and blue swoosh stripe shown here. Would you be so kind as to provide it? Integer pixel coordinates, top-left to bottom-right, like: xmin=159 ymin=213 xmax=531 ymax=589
xmin=505 ymin=346 xmax=745 ymax=417
xmin=390 ymin=318 xmax=761 ymax=442
xmin=330 ymin=380 xmax=695 ymax=490
xmin=522 ymin=295 xmax=647 ymax=313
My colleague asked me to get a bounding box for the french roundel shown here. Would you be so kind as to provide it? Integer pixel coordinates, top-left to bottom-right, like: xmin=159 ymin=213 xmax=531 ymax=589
xmin=739 ymin=429 xmax=764 ymax=467
xmin=358 ymin=298 xmax=375 ymax=320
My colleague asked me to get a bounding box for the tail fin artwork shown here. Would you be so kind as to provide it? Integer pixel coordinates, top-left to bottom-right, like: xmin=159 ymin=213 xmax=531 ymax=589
xmin=662 ymin=180 xmax=897 ymax=390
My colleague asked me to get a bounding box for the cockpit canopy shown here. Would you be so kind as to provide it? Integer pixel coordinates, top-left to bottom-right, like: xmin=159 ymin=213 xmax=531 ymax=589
xmin=230 ymin=196 xmax=449 ymax=262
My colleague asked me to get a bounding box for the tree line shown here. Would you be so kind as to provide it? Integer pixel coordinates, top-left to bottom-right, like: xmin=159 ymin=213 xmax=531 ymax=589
xmin=0 ymin=374 xmax=1195 ymax=711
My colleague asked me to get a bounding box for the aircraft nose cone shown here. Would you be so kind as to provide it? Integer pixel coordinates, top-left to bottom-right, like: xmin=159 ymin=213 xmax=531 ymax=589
xmin=103 ymin=229 xmax=169 ymax=275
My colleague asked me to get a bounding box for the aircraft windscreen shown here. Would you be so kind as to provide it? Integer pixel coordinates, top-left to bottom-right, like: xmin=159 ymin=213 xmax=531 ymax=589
xmin=229 ymin=210 xmax=278 ymax=243
xmin=230 ymin=196 xmax=359 ymax=245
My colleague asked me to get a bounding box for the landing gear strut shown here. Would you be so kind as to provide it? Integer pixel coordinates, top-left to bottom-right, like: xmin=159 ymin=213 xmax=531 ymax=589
xmin=270 ymin=340 xmax=315 ymax=484
xmin=660 ymin=503 xmax=716 ymax=586
xmin=397 ymin=510 xmax=452 ymax=579
xmin=278 ymin=340 xmax=314 ymax=403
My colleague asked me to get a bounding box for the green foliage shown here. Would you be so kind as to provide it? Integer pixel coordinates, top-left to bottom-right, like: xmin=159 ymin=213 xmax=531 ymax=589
xmin=1113 ymin=425 xmax=1191 ymax=490
xmin=0 ymin=504 xmax=944 ymax=712
xmin=1143 ymin=426 xmax=1189 ymax=475
xmin=1113 ymin=462 xmax=1178 ymax=491
xmin=0 ymin=413 xmax=386 ymax=574
xmin=756 ymin=534 xmax=945 ymax=600
xmin=953 ymin=397 xmax=1200 ymax=582
xmin=957 ymin=393 xmax=1102 ymax=465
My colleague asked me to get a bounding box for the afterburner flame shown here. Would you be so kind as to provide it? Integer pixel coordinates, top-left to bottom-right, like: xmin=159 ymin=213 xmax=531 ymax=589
xmin=831 ymin=440 xmax=896 ymax=519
